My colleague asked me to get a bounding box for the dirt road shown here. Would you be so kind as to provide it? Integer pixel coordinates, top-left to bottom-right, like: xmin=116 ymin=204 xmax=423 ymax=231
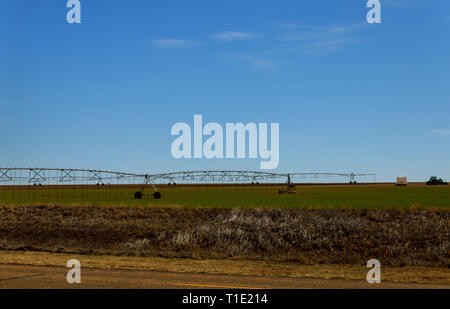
xmin=0 ymin=264 xmax=447 ymax=289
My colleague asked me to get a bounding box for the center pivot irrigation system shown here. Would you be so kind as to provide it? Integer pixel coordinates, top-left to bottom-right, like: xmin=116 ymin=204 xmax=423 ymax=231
xmin=0 ymin=168 xmax=376 ymax=199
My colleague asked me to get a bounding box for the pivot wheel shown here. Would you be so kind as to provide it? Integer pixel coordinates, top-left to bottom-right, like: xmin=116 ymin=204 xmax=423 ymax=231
xmin=134 ymin=191 xmax=142 ymax=199
xmin=153 ymin=191 xmax=161 ymax=199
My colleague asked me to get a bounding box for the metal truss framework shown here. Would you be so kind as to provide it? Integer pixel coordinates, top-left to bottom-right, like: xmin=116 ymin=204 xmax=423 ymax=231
xmin=0 ymin=167 xmax=376 ymax=186
xmin=0 ymin=168 xmax=143 ymax=185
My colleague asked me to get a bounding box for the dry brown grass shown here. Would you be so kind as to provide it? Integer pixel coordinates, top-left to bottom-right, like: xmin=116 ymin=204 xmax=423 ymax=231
xmin=1 ymin=250 xmax=448 ymax=285
xmin=0 ymin=205 xmax=448 ymax=266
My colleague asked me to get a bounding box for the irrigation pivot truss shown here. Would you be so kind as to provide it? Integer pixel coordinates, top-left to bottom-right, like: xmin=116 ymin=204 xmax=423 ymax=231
xmin=0 ymin=167 xmax=376 ymax=200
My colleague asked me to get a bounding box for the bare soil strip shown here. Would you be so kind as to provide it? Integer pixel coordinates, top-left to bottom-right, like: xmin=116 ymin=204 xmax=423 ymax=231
xmin=0 ymin=262 xmax=448 ymax=289
xmin=0 ymin=264 xmax=450 ymax=289
xmin=0 ymin=251 xmax=449 ymax=286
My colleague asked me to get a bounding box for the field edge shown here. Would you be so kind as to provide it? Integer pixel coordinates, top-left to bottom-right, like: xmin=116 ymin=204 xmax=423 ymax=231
xmin=0 ymin=250 xmax=448 ymax=285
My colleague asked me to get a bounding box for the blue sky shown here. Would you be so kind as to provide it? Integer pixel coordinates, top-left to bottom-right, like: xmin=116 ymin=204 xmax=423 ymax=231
xmin=1 ymin=0 xmax=449 ymax=181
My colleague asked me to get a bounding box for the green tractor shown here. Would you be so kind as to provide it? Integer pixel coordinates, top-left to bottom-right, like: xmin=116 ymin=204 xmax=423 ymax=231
xmin=426 ymin=176 xmax=448 ymax=185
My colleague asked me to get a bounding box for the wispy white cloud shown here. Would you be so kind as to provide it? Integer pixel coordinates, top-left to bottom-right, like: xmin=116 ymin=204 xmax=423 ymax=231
xmin=250 ymin=59 xmax=277 ymax=71
xmin=431 ymin=129 xmax=450 ymax=136
xmin=213 ymin=31 xmax=260 ymax=41
xmin=274 ymin=22 xmax=364 ymax=34
xmin=382 ymin=0 xmax=426 ymax=9
xmin=274 ymin=21 xmax=365 ymax=55
xmin=152 ymin=39 xmax=203 ymax=49
xmin=306 ymin=38 xmax=354 ymax=54
xmin=279 ymin=32 xmax=321 ymax=41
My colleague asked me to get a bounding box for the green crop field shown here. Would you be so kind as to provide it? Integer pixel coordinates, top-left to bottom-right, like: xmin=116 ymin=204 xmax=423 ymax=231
xmin=1 ymin=184 xmax=449 ymax=209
